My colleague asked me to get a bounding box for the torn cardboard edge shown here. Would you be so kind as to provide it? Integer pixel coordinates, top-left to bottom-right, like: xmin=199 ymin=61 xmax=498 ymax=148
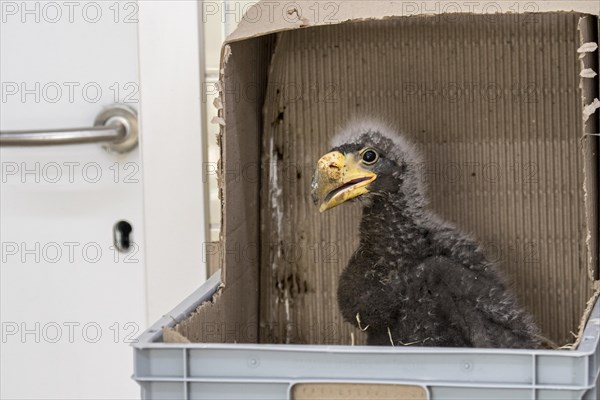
xmin=579 ymin=15 xmax=600 ymax=283
xmin=170 ymin=5 xmax=600 ymax=348
xmin=163 ymin=288 xmax=225 ymax=343
xmin=573 ymin=289 xmax=600 ymax=348
xmin=162 ymin=328 xmax=191 ymax=344
xmin=584 ymin=98 xmax=600 ymax=120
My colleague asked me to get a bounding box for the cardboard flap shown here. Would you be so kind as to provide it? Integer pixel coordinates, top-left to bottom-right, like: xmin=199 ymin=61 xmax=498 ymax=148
xmin=225 ymin=1 xmax=600 ymax=45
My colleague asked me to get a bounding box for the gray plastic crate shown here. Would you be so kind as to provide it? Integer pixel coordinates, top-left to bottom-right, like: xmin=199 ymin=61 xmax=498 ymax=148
xmin=133 ymin=272 xmax=600 ymax=399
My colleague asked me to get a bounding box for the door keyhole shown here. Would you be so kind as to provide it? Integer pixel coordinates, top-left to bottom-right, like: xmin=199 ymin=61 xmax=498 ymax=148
xmin=114 ymin=220 xmax=133 ymax=252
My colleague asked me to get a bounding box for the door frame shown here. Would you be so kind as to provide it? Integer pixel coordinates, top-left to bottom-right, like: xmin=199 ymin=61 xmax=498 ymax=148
xmin=137 ymin=1 xmax=208 ymax=323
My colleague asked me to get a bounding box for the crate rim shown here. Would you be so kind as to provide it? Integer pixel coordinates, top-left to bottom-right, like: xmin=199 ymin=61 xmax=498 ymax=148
xmin=132 ymin=271 xmax=600 ymax=358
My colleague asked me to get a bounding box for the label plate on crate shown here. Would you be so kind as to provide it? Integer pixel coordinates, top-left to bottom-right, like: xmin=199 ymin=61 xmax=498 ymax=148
xmin=291 ymin=383 xmax=427 ymax=399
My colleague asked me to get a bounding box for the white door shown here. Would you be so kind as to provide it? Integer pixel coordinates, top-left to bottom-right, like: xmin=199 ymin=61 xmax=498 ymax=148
xmin=2 ymin=2 xmax=143 ymax=399
xmin=1 ymin=1 xmax=208 ymax=398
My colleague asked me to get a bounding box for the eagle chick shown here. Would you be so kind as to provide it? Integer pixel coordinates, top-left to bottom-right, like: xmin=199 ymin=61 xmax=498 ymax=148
xmin=311 ymin=120 xmax=541 ymax=348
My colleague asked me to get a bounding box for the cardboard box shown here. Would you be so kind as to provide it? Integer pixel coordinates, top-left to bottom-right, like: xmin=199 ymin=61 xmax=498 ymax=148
xmin=168 ymin=1 xmax=599 ymax=348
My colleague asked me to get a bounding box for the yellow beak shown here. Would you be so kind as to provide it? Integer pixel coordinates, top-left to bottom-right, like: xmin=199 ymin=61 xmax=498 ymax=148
xmin=311 ymin=151 xmax=377 ymax=212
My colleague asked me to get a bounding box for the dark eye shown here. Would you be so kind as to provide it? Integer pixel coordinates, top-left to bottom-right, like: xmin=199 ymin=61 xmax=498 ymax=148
xmin=361 ymin=149 xmax=378 ymax=165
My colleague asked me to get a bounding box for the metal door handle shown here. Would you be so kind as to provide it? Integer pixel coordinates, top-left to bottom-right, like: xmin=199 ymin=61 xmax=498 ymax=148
xmin=0 ymin=105 xmax=138 ymax=153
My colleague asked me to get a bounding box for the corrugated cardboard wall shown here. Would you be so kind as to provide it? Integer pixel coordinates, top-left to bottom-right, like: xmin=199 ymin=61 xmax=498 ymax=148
xmin=261 ymin=13 xmax=594 ymax=345
xmin=172 ymin=35 xmax=275 ymax=343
